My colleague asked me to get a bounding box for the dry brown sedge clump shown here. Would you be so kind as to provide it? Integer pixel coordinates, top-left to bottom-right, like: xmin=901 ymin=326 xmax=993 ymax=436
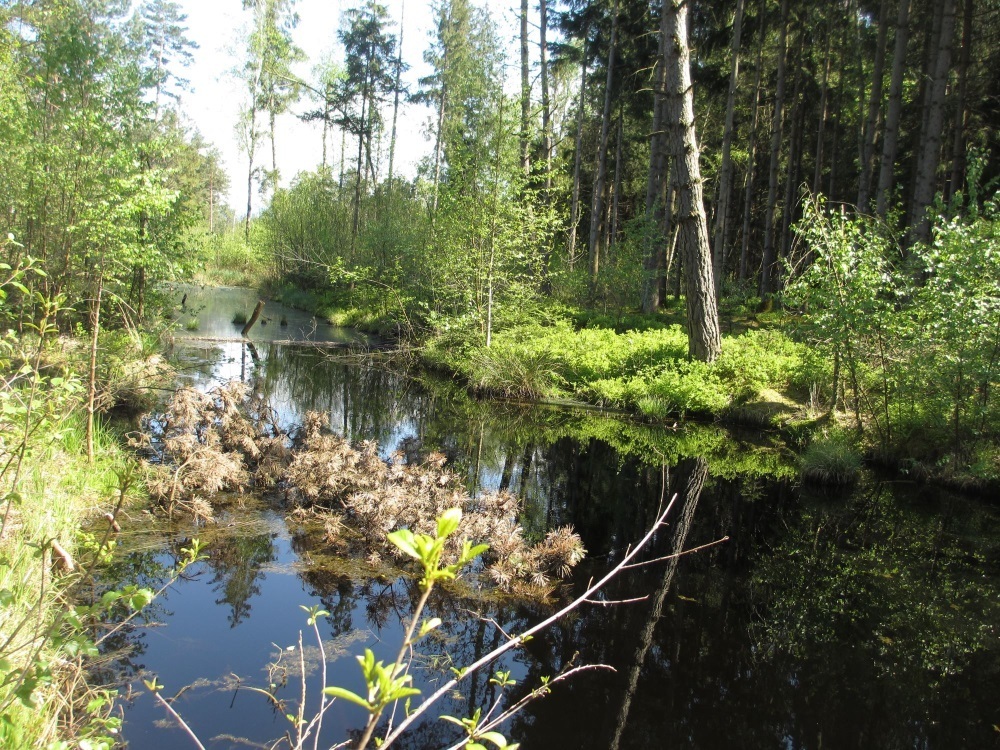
xmin=141 ymin=381 xmax=586 ymax=595
xmin=137 ymin=381 xmax=290 ymax=521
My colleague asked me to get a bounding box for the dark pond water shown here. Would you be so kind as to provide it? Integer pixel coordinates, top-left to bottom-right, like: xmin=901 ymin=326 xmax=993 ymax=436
xmin=107 ymin=287 xmax=1000 ymax=750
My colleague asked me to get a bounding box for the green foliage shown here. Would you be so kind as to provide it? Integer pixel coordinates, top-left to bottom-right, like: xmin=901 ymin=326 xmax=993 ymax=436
xmin=800 ymin=432 xmax=862 ymax=485
xmin=787 ymin=195 xmax=1000 ymax=477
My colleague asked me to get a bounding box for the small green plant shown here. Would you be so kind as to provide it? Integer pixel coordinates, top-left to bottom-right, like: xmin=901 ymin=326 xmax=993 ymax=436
xmin=232 ymin=310 xmax=248 ymax=326
xmin=184 ymin=317 xmax=199 ymax=331
xmin=801 ymin=433 xmax=862 ymax=484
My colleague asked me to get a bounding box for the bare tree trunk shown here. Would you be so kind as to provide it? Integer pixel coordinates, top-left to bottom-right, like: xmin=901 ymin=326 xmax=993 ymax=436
xmin=610 ymin=111 xmax=624 ymax=248
xmin=432 ymin=81 xmax=447 ymax=217
xmin=947 ymin=0 xmax=973 ymax=203
xmin=245 ymin=106 xmax=257 ymax=243
xmin=642 ymin=13 xmax=668 ymax=314
xmin=520 ymin=0 xmax=531 ymax=177
xmin=908 ymin=0 xmax=956 ymax=245
xmin=539 ymin=0 xmax=552 ymax=196
xmin=760 ymin=0 xmax=789 ymax=299
xmin=568 ymin=50 xmax=588 ymax=270
xmin=86 ymin=269 xmax=104 ymax=464
xmin=711 ymin=0 xmax=746 ymax=298
xmin=739 ymin=30 xmax=764 ymax=282
xmin=387 ymin=0 xmax=405 ymax=189
xmin=857 ymin=0 xmax=890 ymax=211
xmin=876 ymin=0 xmax=911 ymax=217
xmin=811 ymin=16 xmax=833 ymax=194
xmin=779 ymin=57 xmax=805 ymax=276
xmin=270 ymin=108 xmax=277 ymax=189
xmin=588 ymin=2 xmax=618 ymax=294
xmin=663 ymin=0 xmax=721 ymax=362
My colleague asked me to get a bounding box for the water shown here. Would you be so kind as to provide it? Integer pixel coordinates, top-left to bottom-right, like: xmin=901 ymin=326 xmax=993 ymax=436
xmin=108 ymin=287 xmax=1000 ymax=749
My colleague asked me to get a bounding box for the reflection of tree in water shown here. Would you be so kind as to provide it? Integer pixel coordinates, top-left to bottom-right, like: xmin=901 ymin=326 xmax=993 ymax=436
xmin=205 ymin=531 xmax=277 ymax=626
xmin=92 ymin=536 xmax=202 ymax=689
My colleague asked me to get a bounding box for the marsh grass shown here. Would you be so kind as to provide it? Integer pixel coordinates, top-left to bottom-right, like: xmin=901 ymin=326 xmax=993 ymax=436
xmin=1 ymin=415 xmax=138 ymax=747
xmin=801 ymin=433 xmax=862 ymax=484
xmin=231 ymin=310 xmax=248 ymax=326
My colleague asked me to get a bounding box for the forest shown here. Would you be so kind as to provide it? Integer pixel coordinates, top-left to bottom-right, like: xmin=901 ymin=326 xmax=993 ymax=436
xmin=0 ymin=0 xmax=999 ymax=747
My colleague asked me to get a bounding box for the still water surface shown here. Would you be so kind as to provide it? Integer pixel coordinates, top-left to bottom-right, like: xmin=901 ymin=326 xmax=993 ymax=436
xmin=110 ymin=287 xmax=1000 ymax=749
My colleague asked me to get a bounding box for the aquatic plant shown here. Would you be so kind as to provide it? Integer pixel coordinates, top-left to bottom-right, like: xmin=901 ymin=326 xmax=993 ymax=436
xmin=231 ymin=310 xmax=248 ymax=326
xmin=141 ymin=383 xmax=586 ymax=595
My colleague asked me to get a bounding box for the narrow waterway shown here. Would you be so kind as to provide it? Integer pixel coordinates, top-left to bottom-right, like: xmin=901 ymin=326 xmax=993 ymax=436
xmin=107 ymin=286 xmax=1000 ymax=749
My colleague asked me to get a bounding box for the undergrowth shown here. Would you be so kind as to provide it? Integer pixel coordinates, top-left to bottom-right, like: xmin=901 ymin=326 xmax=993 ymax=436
xmin=423 ymin=317 xmax=822 ymax=420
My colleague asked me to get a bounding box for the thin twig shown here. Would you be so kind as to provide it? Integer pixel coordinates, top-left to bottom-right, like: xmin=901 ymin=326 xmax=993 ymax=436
xmin=378 ymin=494 xmax=681 ymax=749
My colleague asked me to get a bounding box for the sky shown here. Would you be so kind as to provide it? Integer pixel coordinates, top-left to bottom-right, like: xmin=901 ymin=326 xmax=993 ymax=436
xmin=171 ymin=0 xmax=521 ymax=211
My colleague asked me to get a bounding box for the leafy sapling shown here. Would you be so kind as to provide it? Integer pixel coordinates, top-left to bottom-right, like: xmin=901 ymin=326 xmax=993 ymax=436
xmin=327 ymin=507 xmax=488 ymax=749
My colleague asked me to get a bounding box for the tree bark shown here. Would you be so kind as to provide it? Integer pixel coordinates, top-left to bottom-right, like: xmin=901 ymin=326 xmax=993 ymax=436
xmin=568 ymin=50 xmax=588 ymax=269
xmin=908 ymin=0 xmax=956 ymax=245
xmin=520 ymin=0 xmax=531 ymax=177
xmin=663 ymin=0 xmax=721 ymax=362
xmin=875 ymin=0 xmax=911 ymax=217
xmin=387 ymin=0 xmax=404 ymax=189
xmin=947 ymin=0 xmax=973 ymax=203
xmin=642 ymin=11 xmax=668 ymax=313
xmin=711 ymin=0 xmax=745 ymax=298
xmin=857 ymin=0 xmax=890 ymax=211
xmin=539 ymin=0 xmax=552 ymax=196
xmin=759 ymin=0 xmax=789 ymax=299
xmin=811 ymin=16 xmax=832 ymax=194
xmin=588 ymin=2 xmax=618 ymax=294
xmin=738 ymin=28 xmax=764 ymax=282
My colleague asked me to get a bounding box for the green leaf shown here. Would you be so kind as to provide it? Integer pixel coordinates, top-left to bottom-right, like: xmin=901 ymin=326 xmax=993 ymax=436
xmin=418 ymin=617 xmax=442 ymax=639
xmin=387 ymin=529 xmax=419 ymax=560
xmin=479 ymin=731 xmax=510 ymax=748
xmin=437 ymin=508 xmax=462 ymax=539
xmin=322 ymin=686 xmax=372 ymax=710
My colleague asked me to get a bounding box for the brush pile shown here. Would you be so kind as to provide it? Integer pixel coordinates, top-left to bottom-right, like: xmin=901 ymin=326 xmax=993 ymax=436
xmin=138 ymin=381 xmax=585 ymax=595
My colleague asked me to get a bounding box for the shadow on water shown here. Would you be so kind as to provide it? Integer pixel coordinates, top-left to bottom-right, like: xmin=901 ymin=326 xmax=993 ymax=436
xmin=107 ymin=290 xmax=1000 ymax=749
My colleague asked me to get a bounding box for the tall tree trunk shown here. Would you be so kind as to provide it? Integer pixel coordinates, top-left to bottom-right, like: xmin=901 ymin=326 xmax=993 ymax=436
xmin=588 ymin=3 xmax=618 ymax=293
xmin=811 ymin=16 xmax=833 ymax=195
xmin=351 ymin=86 xmax=369 ymax=258
xmin=568 ymin=50 xmax=588 ymax=270
xmin=642 ymin=12 xmax=668 ymax=313
xmin=947 ymin=0 xmax=973 ymax=203
xmin=760 ymin=0 xmax=790 ymax=299
xmin=857 ymin=0 xmax=890 ymax=210
xmin=908 ymin=0 xmax=957 ymax=245
xmin=431 ymin=79 xmax=447 ymax=217
xmin=711 ymin=0 xmax=746 ymax=298
xmin=86 ymin=268 xmax=104 ymax=464
xmin=739 ymin=29 xmax=764 ymax=282
xmin=610 ymin=111 xmax=624 ymax=248
xmin=876 ymin=0 xmax=911 ymax=217
xmin=520 ymin=0 xmax=531 ymax=177
xmin=663 ymin=0 xmax=721 ymax=362
xmin=270 ymin=108 xmax=277 ymax=189
xmin=779 ymin=56 xmax=804 ymax=271
xmin=387 ymin=0 xmax=405 ymax=189
xmin=245 ymin=105 xmax=257 ymax=243
xmin=539 ymin=0 xmax=552 ymax=196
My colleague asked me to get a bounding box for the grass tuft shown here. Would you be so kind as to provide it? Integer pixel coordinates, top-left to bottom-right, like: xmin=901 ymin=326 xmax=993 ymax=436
xmin=801 ymin=433 xmax=862 ymax=484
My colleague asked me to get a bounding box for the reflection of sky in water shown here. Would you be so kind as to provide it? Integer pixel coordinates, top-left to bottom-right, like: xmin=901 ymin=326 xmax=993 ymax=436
xmin=167 ymin=283 xmax=372 ymax=345
xmin=118 ymin=290 xmax=1000 ymax=750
